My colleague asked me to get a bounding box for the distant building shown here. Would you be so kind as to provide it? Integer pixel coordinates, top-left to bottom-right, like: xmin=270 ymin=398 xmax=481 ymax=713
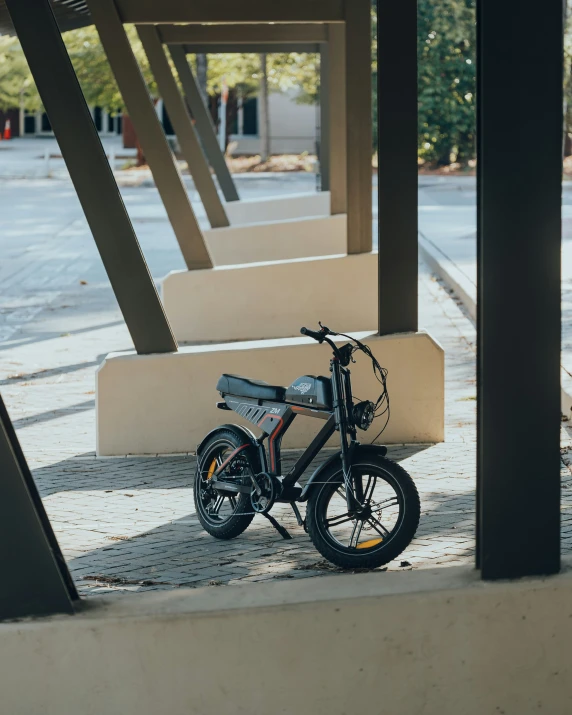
xmin=228 ymin=89 xmax=318 ymax=156
xmin=17 ymin=107 xmax=122 ymax=138
xmin=5 ymin=89 xmax=317 ymax=156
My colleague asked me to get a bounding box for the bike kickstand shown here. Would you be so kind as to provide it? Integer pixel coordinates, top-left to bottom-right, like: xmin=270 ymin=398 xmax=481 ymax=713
xmin=263 ymin=512 xmax=293 ymax=540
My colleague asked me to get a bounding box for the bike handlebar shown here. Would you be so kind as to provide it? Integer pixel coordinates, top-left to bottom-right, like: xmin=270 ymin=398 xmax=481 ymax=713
xmin=300 ymin=326 xmax=327 ymax=343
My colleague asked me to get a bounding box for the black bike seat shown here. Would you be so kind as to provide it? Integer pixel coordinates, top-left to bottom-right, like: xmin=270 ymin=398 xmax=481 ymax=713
xmin=216 ymin=374 xmax=286 ymax=403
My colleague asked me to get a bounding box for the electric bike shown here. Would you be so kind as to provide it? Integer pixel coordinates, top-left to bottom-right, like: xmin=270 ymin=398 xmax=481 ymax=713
xmin=195 ymin=324 xmax=420 ymax=569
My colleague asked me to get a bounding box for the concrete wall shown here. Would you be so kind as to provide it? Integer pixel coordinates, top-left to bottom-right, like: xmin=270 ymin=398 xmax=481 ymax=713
xmin=96 ymin=331 xmax=444 ymax=455
xmin=204 ymin=214 xmax=346 ymax=267
xmin=2 ymin=563 xmax=572 ymax=714
xmin=225 ymin=192 xmax=331 ymax=225
xmin=230 ymin=89 xmax=317 ymax=156
xmin=162 ymin=253 xmax=374 ymax=343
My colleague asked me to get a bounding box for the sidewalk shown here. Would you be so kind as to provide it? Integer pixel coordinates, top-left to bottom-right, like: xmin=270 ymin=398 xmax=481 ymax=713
xmin=418 ymin=176 xmax=572 ymax=414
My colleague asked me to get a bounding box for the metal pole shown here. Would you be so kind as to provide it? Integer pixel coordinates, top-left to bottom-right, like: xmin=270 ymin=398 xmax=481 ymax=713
xmin=87 ymin=0 xmax=213 ymax=271
xmin=7 ymin=0 xmax=177 ymax=355
xmin=0 ymin=390 xmax=76 ymax=621
xmin=377 ymin=0 xmax=418 ymax=335
xmin=477 ymin=0 xmax=562 ymax=579
xmin=169 ymin=45 xmax=239 ymax=203
xmin=345 ymin=0 xmax=372 ymax=254
xmin=137 ymin=25 xmax=229 ymax=229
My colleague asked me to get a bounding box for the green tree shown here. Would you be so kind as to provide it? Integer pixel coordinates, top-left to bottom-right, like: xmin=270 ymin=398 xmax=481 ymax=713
xmin=63 ymin=25 xmax=157 ymax=111
xmin=0 ymin=36 xmax=40 ymax=112
xmin=417 ymin=0 xmax=476 ymax=164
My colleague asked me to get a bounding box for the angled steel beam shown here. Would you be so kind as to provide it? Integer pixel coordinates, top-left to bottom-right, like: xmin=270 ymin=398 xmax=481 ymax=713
xmin=137 ymin=25 xmax=230 ymax=228
xmin=182 ymin=43 xmax=322 ymax=54
xmin=345 ymin=0 xmax=372 ymax=253
xmin=87 ymin=0 xmax=213 ymax=271
xmin=8 ymin=0 xmax=177 ymax=355
xmin=377 ymin=0 xmax=418 ymax=334
xmin=477 ymin=0 xmax=562 ymax=580
xmin=169 ymin=45 xmax=239 ymax=203
xmin=158 ymin=23 xmax=329 ymax=45
xmin=116 ymin=0 xmax=344 ymax=24
xmin=0 ymin=389 xmax=76 ymax=620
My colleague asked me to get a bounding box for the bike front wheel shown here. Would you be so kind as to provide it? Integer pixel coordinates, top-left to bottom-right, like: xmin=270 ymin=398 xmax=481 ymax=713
xmin=305 ymin=455 xmax=420 ymax=570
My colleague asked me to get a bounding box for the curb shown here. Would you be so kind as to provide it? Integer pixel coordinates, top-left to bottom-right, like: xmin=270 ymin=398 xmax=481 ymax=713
xmin=419 ymin=232 xmax=572 ymax=417
xmin=418 ymin=234 xmax=476 ymax=322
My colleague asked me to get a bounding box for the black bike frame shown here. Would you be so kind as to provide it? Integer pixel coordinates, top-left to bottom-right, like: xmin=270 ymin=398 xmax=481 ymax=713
xmin=220 ymin=355 xmax=360 ymax=510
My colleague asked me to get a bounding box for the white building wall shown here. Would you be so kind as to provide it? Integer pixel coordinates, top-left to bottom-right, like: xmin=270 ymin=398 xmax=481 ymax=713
xmin=229 ymin=89 xmax=318 ymax=156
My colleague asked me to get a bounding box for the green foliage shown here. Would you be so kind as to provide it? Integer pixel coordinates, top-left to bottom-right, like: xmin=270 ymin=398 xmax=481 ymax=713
xmin=0 ymin=36 xmax=40 ymax=112
xmin=417 ymin=0 xmax=476 ymax=164
xmin=63 ymin=25 xmax=157 ymax=112
xmin=193 ymin=52 xmax=320 ymax=104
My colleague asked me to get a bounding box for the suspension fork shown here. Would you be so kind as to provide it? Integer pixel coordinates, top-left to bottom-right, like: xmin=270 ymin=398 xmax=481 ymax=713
xmin=331 ymin=359 xmax=360 ymax=512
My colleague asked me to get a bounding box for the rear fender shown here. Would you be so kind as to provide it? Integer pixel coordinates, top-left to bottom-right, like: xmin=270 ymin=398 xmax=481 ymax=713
xmin=299 ymin=443 xmax=388 ymax=501
xmin=196 ymin=424 xmax=259 ymax=458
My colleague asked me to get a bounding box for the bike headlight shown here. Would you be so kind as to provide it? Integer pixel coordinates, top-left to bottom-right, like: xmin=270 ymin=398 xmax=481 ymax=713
xmin=353 ymin=401 xmax=375 ymax=431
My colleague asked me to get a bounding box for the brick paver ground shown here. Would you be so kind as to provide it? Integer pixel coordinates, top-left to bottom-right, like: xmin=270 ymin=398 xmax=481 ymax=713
xmin=1 ymin=170 xmax=571 ymax=597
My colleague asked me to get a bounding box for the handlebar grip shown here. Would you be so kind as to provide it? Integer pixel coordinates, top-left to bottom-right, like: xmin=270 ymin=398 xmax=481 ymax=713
xmin=300 ymin=327 xmax=324 ymax=342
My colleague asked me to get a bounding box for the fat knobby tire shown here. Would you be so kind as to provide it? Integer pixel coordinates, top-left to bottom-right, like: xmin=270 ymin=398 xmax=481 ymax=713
xmin=194 ymin=429 xmax=256 ymax=540
xmin=306 ymin=455 xmax=420 ymax=570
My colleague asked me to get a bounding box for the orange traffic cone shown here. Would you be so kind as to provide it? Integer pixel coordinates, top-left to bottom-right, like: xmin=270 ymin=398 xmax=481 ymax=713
xmin=3 ymin=119 xmax=11 ymax=140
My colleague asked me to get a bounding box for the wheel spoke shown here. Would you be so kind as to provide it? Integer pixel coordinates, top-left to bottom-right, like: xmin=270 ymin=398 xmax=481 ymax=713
xmin=229 ymin=496 xmax=237 ymax=511
xmin=349 ymin=520 xmax=364 ymax=548
xmin=363 ymin=474 xmax=376 ymax=503
xmin=209 ymin=495 xmax=224 ymax=516
xmin=367 ymin=515 xmax=390 ymax=538
xmin=370 ymin=497 xmax=399 ymax=514
xmin=326 ymin=512 xmax=353 ymax=527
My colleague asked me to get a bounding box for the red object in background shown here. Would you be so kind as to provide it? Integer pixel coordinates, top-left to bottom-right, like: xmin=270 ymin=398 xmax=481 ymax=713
xmin=0 ymin=110 xmax=19 ymax=139
xmin=122 ymin=114 xmax=137 ymax=149
xmin=3 ymin=119 xmax=11 ymax=140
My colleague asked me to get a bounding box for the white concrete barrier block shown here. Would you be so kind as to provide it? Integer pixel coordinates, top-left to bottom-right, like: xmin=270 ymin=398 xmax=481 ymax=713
xmin=225 ymin=191 xmax=331 ymax=225
xmin=2 ymin=565 xmax=571 ymax=715
xmin=162 ymin=252 xmax=374 ymax=343
xmin=205 ymin=213 xmax=346 ymax=266
xmin=96 ymin=331 xmax=444 ymax=455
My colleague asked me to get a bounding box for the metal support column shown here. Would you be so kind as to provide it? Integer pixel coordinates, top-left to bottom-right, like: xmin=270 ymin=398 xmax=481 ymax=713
xmin=7 ymin=0 xmax=177 ymax=355
xmin=87 ymin=0 xmax=213 ymax=270
xmin=137 ymin=26 xmax=230 ymax=228
xmin=0 ymin=391 xmax=76 ymax=620
xmin=327 ymin=23 xmax=347 ymax=216
xmin=169 ymin=44 xmax=239 ymax=203
xmin=477 ymin=0 xmax=562 ymax=579
xmin=319 ymin=43 xmax=331 ymax=192
xmin=345 ymin=0 xmax=372 ymax=253
xmin=377 ymin=0 xmax=418 ymax=335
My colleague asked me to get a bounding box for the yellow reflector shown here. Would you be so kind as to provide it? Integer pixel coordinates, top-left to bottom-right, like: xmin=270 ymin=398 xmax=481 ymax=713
xmin=207 ymin=459 xmax=217 ymax=480
xmin=356 ymin=538 xmax=384 ymax=550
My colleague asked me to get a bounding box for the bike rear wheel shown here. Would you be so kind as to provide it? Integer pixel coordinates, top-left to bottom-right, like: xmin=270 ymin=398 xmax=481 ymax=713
xmin=306 ymin=455 xmax=420 ymax=569
xmin=194 ymin=430 xmax=256 ymax=540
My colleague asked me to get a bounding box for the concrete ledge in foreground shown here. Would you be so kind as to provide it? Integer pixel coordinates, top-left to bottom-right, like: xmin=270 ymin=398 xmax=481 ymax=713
xmin=2 ymin=563 xmax=572 ymax=714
